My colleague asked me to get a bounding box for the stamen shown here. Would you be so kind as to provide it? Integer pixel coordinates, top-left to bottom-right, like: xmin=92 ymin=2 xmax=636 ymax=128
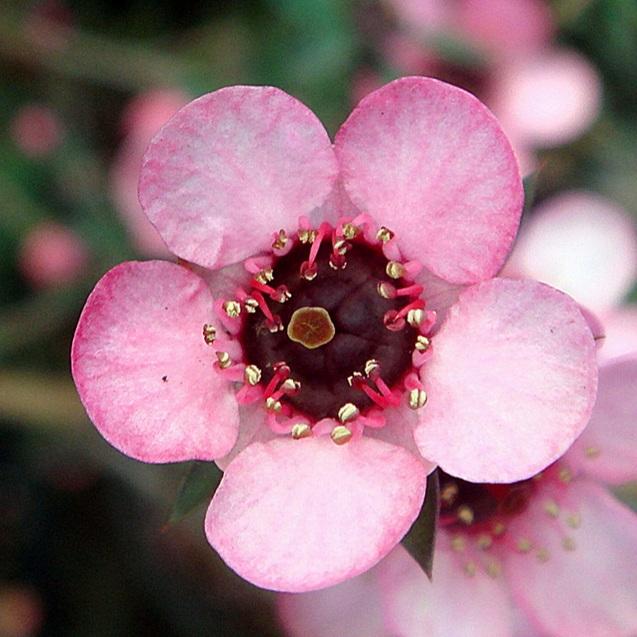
xmin=330 ymin=425 xmax=353 ymax=445
xmin=244 ymin=364 xmax=262 ymax=386
xmin=516 ymin=538 xmax=533 ymax=553
xmin=415 ymin=335 xmax=431 ymax=352
xmin=263 ymin=363 xmax=290 ymax=398
xmin=395 ymin=299 xmax=425 ymax=321
xmin=395 ymin=284 xmax=423 ymax=297
xmin=492 ymin=522 xmax=506 ymax=536
xmin=457 ymin=505 xmax=474 ymax=525
xmin=244 ymin=297 xmax=259 ymax=313
xmin=486 ymin=561 xmax=501 ymax=578
xmin=215 ymin=351 xmax=232 ymax=369
xmin=543 ymin=500 xmax=560 ymax=518
xmin=386 ymin=261 xmax=405 ymax=280
xmin=406 ymin=308 xmax=424 ymax=328
xmin=477 ymin=534 xmax=493 ymax=550
xmin=341 ymin=222 xmax=359 ymax=240
xmin=223 ymin=300 xmax=241 ymax=318
xmin=441 ymin=483 xmax=459 ymax=504
xmin=562 ymin=537 xmax=576 ymax=551
xmin=536 ymin=548 xmax=550 ymax=562
xmin=451 ymin=535 xmax=466 ymax=552
xmin=265 ymin=396 xmax=283 ymax=413
xmin=377 ymin=281 xmax=397 ymax=299
xmin=251 ymin=279 xmax=291 ymax=303
xmin=301 ymin=222 xmax=331 ymax=277
xmin=566 ymin=513 xmax=581 ymax=529
xmin=202 ymin=323 xmax=217 ymax=344
xmin=464 ymin=561 xmax=477 ymax=577
xmin=376 ymin=226 xmax=394 ymax=243
xmin=255 ymin=268 xmax=275 ymax=284
xmin=291 ymin=423 xmax=312 ymax=439
xmin=558 ymin=467 xmax=573 ymax=483
xmin=408 ymin=388 xmax=428 ymax=410
xmin=585 ymin=446 xmax=600 ymax=458
xmin=272 ymin=229 xmax=288 ymax=251
xmin=337 ymin=402 xmax=359 ymax=423
xmin=280 ymin=378 xmax=301 ymax=395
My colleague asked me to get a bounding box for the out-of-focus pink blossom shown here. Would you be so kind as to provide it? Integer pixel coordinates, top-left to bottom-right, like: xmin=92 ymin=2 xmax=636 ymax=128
xmin=0 ymin=584 xmax=44 ymax=637
xmin=18 ymin=221 xmax=88 ymax=288
xmin=10 ymin=105 xmax=64 ymax=158
xmin=505 ymin=190 xmax=637 ymax=359
xmin=279 ymin=354 xmax=637 ymax=636
xmin=109 ymin=89 xmax=189 ymax=256
xmin=23 ymin=0 xmax=74 ymax=52
xmin=72 ymin=78 xmax=597 ymax=592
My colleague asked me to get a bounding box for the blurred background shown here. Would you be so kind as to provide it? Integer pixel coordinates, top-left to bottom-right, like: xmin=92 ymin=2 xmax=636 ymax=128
xmin=1 ymin=0 xmax=637 ymax=635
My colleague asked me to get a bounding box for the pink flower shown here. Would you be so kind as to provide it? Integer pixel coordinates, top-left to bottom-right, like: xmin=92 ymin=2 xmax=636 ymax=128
xmin=109 ymin=89 xmax=190 ymax=256
xmin=71 ymin=77 xmax=597 ymax=592
xmin=10 ymin=104 xmax=64 ymax=158
xmin=505 ymin=190 xmax=637 ymax=360
xmin=18 ymin=221 xmax=88 ymax=288
xmin=278 ymin=355 xmax=637 ymax=637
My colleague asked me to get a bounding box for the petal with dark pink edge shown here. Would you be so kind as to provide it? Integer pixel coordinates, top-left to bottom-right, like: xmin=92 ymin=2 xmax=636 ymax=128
xmin=505 ymin=481 xmax=637 ymax=637
xmin=568 ymin=356 xmax=637 ymax=484
xmin=335 ymin=77 xmax=523 ymax=285
xmin=205 ymin=436 xmax=428 ymax=592
xmin=71 ymin=260 xmax=238 ymax=462
xmin=139 ymin=86 xmax=338 ymax=270
xmin=415 ymin=278 xmax=597 ymax=482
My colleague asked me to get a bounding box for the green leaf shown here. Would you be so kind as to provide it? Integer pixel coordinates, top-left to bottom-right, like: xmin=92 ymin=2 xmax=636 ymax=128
xmin=167 ymin=461 xmax=223 ymax=525
xmin=522 ymin=171 xmax=539 ymax=216
xmin=402 ymin=470 xmax=440 ymax=580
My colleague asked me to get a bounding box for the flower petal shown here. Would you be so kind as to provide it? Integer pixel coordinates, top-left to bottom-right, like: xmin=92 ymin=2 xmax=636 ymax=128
xmin=205 ymin=436 xmax=428 ymax=592
xmin=599 ymin=308 xmax=637 ymax=362
xmin=505 ymin=481 xmax=637 ymax=637
xmin=505 ymin=191 xmax=637 ymax=314
xmin=568 ymin=356 xmax=637 ymax=484
xmin=335 ymin=76 xmax=523 ymax=284
xmin=139 ymin=86 xmax=338 ymax=269
xmin=415 ymin=278 xmax=597 ymax=482
xmin=71 ymin=260 xmax=238 ymax=462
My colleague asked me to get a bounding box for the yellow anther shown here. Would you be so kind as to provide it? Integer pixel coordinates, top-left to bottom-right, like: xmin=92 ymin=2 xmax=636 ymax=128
xmin=536 ymin=548 xmax=550 ymax=562
xmin=451 ymin=535 xmax=466 ymax=552
xmin=215 ymin=351 xmax=232 ymax=369
xmin=377 ymin=281 xmax=396 ymax=299
xmin=566 ymin=513 xmax=581 ymax=529
xmin=386 ymin=261 xmax=405 ymax=280
xmin=244 ymin=364 xmax=262 ymax=386
xmin=202 ymin=323 xmax=217 ymax=344
xmin=341 ymin=223 xmax=359 ymax=240
xmin=457 ymin=505 xmax=474 ymax=525
xmin=415 ymin=335 xmax=430 ymax=352
xmin=244 ymin=297 xmax=259 ymax=313
xmin=272 ymin=229 xmax=288 ymax=250
xmin=338 ymin=402 xmax=359 ymax=423
xmin=559 ymin=467 xmax=573 ymax=483
xmin=330 ymin=425 xmax=353 ymax=445
xmin=406 ymin=308 xmax=424 ymax=327
xmin=543 ymin=499 xmax=560 ymax=518
xmin=477 ymin=534 xmax=493 ymax=550
xmin=328 ymin=256 xmax=347 ymax=270
xmin=291 ymin=423 xmax=312 ymax=439
xmin=562 ymin=536 xmax=576 ymax=551
xmin=441 ymin=482 xmax=459 ymax=504
xmin=364 ymin=359 xmax=380 ymax=378
xmin=255 ymin=268 xmax=274 ymax=284
xmin=265 ymin=397 xmax=282 ymax=413
xmin=376 ymin=226 xmax=394 ymax=243
xmin=585 ymin=446 xmax=600 ymax=458
xmin=492 ymin=522 xmax=506 ymax=536
xmin=333 ymin=238 xmax=350 ymax=255
xmin=516 ymin=538 xmax=533 ymax=553
xmin=223 ymin=300 xmax=241 ymax=318
xmin=298 ymin=229 xmax=317 ymax=244
xmin=464 ymin=561 xmax=477 ymax=577
xmin=408 ymin=388 xmax=428 ymax=410
xmin=280 ymin=378 xmax=301 ymax=395
xmin=486 ymin=561 xmax=501 ymax=578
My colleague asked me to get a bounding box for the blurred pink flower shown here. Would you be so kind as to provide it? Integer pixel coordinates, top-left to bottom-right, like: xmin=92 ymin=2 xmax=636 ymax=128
xmin=505 ymin=191 xmax=637 ymax=360
xmin=72 ymin=78 xmax=596 ymax=592
xmin=109 ymin=89 xmax=189 ymax=256
xmin=279 ymin=354 xmax=637 ymax=636
xmin=18 ymin=221 xmax=88 ymax=288
xmin=10 ymin=104 xmax=64 ymax=158
xmin=0 ymin=584 xmax=44 ymax=637
xmin=382 ymin=0 xmax=601 ymax=170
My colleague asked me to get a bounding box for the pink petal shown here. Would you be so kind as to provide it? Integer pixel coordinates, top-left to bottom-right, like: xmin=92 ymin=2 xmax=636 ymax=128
xmin=205 ymin=436 xmax=428 ymax=592
xmin=568 ymin=356 xmax=637 ymax=484
xmin=139 ymin=86 xmax=338 ymax=270
xmin=599 ymin=308 xmax=637 ymax=362
xmin=506 ymin=191 xmax=637 ymax=315
xmin=71 ymin=260 xmax=238 ymax=463
xmin=415 ymin=278 xmax=597 ymax=482
xmin=335 ymin=77 xmax=523 ymax=284
xmin=491 ymin=48 xmax=601 ymax=147
xmin=505 ymin=481 xmax=637 ymax=637
xmin=379 ymin=542 xmax=513 ymax=637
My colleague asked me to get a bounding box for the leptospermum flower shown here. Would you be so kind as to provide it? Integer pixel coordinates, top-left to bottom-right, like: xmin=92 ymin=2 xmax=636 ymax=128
xmin=278 ymin=355 xmax=637 ymax=637
xmin=71 ymin=77 xmax=597 ymax=592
